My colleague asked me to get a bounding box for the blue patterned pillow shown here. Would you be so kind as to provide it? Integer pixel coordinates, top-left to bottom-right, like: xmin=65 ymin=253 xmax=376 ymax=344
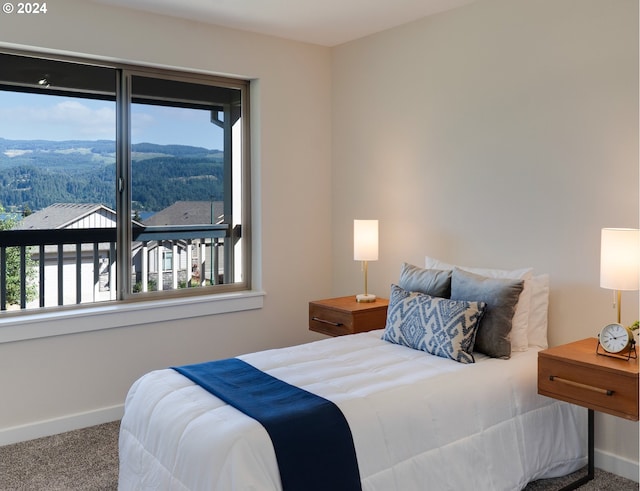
xmin=381 ymin=284 xmax=487 ymax=364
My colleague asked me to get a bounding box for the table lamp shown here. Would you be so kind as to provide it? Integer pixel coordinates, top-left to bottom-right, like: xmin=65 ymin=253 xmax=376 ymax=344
xmin=354 ymin=219 xmax=378 ymax=303
xmin=600 ymin=227 xmax=640 ymax=323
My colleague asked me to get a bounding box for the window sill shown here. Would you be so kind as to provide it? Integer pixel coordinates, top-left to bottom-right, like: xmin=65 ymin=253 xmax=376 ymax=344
xmin=0 ymin=290 xmax=265 ymax=344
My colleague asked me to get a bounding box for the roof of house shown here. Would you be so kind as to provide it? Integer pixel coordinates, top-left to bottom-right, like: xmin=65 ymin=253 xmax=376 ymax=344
xmin=14 ymin=201 xmax=223 ymax=230
xmin=144 ymin=201 xmax=225 ymax=226
xmin=16 ymin=203 xmax=115 ymax=230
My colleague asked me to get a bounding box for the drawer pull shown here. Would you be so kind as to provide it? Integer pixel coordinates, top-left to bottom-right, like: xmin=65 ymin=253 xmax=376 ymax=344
xmin=549 ymin=375 xmax=614 ymax=396
xmin=311 ymin=317 xmax=343 ymax=327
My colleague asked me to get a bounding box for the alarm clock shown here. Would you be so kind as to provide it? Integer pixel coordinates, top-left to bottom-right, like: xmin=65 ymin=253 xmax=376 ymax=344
xmin=598 ymin=323 xmax=635 ymax=354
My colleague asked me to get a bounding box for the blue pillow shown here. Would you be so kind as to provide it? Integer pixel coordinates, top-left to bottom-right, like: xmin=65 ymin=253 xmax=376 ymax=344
xmin=450 ymin=268 xmax=524 ymax=359
xmin=398 ymin=262 xmax=452 ymax=298
xmin=382 ymin=284 xmax=487 ymax=364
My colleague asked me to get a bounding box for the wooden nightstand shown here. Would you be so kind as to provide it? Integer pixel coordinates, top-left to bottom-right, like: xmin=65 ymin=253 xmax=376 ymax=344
xmin=309 ymin=296 xmax=389 ymax=337
xmin=539 ymin=338 xmax=639 ymax=420
xmin=538 ymin=338 xmax=639 ymax=489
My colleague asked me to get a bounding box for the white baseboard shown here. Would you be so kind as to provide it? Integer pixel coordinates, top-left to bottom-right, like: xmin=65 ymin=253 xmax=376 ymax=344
xmin=1 ymin=405 xmax=638 ymax=484
xmin=595 ymin=448 xmax=640 ymax=482
xmin=0 ymin=404 xmax=124 ymax=447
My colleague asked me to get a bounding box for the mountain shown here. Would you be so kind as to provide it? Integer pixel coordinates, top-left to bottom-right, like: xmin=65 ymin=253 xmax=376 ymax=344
xmin=0 ymin=139 xmax=224 ymax=213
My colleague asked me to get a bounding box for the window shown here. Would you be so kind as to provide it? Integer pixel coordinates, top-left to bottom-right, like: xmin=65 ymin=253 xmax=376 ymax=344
xmin=162 ymin=249 xmax=173 ymax=273
xmin=0 ymin=51 xmax=250 ymax=312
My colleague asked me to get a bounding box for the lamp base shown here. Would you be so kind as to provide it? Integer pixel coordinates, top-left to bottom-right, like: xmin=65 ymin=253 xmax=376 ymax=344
xmin=356 ymin=293 xmax=376 ymax=303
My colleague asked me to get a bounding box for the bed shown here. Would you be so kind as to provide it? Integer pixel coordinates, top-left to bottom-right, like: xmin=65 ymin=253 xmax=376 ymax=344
xmin=118 ymin=260 xmax=587 ymax=490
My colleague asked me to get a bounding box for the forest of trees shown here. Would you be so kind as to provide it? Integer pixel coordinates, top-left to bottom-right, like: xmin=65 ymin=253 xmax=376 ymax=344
xmin=0 ymin=139 xmax=224 ymax=213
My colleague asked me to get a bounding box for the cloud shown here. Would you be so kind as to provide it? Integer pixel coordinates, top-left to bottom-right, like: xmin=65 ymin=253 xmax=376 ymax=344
xmin=0 ymin=96 xmax=115 ymax=140
xmin=131 ymin=110 xmax=156 ymax=137
xmin=130 ymin=105 xmax=223 ymax=148
xmin=0 ymin=93 xmax=223 ymax=148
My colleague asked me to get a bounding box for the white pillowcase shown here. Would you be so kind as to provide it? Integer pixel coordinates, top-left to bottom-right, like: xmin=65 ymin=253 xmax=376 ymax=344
xmin=527 ymin=274 xmax=549 ymax=349
xmin=424 ymin=256 xmax=533 ymax=352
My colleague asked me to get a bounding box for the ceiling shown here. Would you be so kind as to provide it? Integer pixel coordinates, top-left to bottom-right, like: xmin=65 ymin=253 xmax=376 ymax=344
xmin=92 ymin=0 xmax=476 ymax=47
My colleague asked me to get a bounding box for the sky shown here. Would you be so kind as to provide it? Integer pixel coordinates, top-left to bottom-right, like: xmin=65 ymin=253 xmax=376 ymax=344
xmin=0 ymin=91 xmax=224 ymax=150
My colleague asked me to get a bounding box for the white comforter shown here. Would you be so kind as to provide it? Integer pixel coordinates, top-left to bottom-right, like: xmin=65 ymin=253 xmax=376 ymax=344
xmin=119 ymin=330 xmax=586 ymax=491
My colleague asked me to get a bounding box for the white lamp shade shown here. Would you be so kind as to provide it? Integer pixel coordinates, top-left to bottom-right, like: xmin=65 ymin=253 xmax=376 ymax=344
xmin=600 ymin=228 xmax=640 ymax=291
xmin=354 ymin=220 xmax=378 ymax=261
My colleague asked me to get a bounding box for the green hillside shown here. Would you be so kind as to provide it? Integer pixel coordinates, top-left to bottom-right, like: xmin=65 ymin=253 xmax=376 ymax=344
xmin=0 ymin=139 xmax=224 ymax=213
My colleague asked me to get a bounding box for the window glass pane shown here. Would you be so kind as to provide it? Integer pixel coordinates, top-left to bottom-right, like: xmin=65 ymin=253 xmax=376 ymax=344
xmin=130 ymin=75 xmax=243 ymax=294
xmin=0 ymin=86 xmax=116 ymax=309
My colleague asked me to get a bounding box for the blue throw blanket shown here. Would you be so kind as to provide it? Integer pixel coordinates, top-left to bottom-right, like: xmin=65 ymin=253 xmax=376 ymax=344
xmin=173 ymin=358 xmax=362 ymax=491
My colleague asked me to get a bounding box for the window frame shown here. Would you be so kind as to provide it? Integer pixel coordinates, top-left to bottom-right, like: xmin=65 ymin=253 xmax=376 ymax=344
xmin=0 ymin=48 xmax=253 ymax=315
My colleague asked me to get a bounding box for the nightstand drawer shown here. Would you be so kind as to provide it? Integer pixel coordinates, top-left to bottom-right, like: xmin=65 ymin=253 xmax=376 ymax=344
xmin=539 ymin=357 xmax=638 ymax=420
xmin=309 ymin=305 xmax=354 ymax=336
xmin=538 ymin=338 xmax=639 ymax=421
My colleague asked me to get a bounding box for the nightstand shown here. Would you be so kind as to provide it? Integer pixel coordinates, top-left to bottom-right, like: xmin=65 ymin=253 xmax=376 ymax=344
xmin=538 ymin=338 xmax=639 ymax=490
xmin=309 ymin=296 xmax=389 ymax=337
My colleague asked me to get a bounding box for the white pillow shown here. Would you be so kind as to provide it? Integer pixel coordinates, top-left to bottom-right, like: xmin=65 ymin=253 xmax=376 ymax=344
xmin=424 ymin=256 xmax=533 ymax=352
xmin=527 ymin=274 xmax=549 ymax=349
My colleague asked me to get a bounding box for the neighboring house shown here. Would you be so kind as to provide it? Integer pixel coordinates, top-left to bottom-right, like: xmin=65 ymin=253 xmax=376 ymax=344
xmin=18 ymin=202 xmax=118 ymax=230
xmin=136 ymin=201 xmax=225 ymax=289
xmin=14 ymin=201 xmax=226 ymax=307
xmin=16 ymin=203 xmax=120 ymax=308
xmin=143 ymin=200 xmax=224 ymax=228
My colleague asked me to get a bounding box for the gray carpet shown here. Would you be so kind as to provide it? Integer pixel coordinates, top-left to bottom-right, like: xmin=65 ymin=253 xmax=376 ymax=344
xmin=0 ymin=420 xmax=637 ymax=490
xmin=0 ymin=422 xmax=119 ymax=490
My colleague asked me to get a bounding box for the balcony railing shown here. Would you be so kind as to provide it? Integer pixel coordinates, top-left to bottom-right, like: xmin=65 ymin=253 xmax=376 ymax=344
xmin=0 ymin=224 xmax=233 ymax=311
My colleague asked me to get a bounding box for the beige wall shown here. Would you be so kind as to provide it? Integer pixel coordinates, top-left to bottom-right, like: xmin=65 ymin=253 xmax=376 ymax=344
xmin=331 ymin=0 xmax=639 ymax=473
xmin=0 ymin=0 xmax=333 ymax=435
